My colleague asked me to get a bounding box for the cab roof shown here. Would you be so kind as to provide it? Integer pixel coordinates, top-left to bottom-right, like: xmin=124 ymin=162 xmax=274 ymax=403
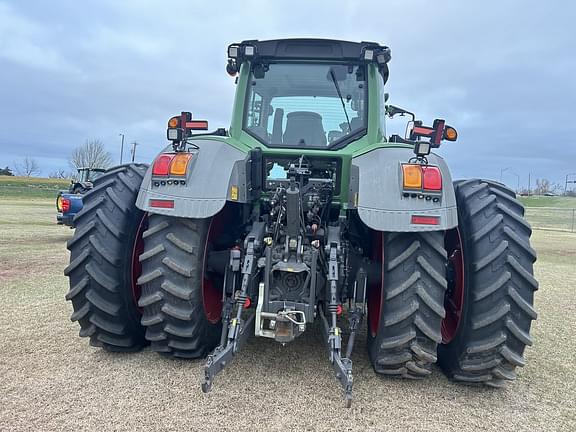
xmin=238 ymin=38 xmax=389 ymax=62
xmin=228 ymin=38 xmax=391 ymax=83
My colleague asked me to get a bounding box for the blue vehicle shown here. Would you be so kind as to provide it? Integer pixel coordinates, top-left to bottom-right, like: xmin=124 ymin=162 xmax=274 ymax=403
xmin=56 ymin=192 xmax=83 ymax=227
xmin=56 ymin=167 xmax=105 ymax=227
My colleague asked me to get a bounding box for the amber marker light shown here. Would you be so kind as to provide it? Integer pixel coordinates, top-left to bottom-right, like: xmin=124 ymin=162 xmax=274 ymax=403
xmin=169 ymin=153 xmax=192 ymax=176
xmin=444 ymin=126 xmax=458 ymax=141
xmin=402 ymin=164 xmax=423 ymax=189
xmin=168 ymin=117 xmax=180 ymax=128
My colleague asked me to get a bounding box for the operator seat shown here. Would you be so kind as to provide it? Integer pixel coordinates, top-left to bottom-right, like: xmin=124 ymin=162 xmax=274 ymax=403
xmin=283 ymin=111 xmax=327 ymax=146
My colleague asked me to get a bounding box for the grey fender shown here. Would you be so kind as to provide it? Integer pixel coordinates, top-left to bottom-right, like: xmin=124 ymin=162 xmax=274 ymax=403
xmin=136 ymin=140 xmax=248 ymax=218
xmin=352 ymin=147 xmax=458 ymax=232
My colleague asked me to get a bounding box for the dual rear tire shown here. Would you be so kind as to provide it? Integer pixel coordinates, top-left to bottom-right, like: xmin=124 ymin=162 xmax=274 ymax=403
xmin=65 ymin=164 xmax=224 ymax=358
xmin=367 ymin=179 xmax=537 ymax=385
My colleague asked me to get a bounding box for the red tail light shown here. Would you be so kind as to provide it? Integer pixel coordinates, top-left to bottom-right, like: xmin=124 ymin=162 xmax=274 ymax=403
xmin=422 ymin=166 xmax=442 ymax=191
xmin=152 ymin=154 xmax=175 ymax=176
xmin=61 ymin=198 xmax=71 ymax=213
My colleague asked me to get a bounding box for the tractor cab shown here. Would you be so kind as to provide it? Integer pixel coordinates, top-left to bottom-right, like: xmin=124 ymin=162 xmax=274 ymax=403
xmin=77 ymin=167 xmax=105 ymax=183
xmin=227 ymin=39 xmax=390 ymax=150
xmin=69 ymin=167 xmax=106 ymax=193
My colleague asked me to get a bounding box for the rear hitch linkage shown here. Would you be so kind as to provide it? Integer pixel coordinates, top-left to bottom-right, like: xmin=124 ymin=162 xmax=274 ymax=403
xmin=202 ymin=229 xmax=366 ymax=408
xmin=320 ymin=242 xmax=366 ymax=408
xmin=202 ymin=237 xmax=258 ymax=393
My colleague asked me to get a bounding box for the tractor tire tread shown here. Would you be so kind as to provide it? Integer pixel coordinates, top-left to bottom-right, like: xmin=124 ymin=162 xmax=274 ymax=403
xmin=369 ymin=231 xmax=447 ymax=378
xmin=438 ymin=179 xmax=537 ymax=385
xmin=65 ymin=164 xmax=149 ymax=351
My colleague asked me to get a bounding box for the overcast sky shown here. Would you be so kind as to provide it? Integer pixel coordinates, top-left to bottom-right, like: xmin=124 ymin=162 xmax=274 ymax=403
xmin=0 ymin=0 xmax=574 ymax=191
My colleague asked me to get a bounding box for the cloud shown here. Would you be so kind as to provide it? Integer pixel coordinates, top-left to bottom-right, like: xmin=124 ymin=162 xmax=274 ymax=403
xmin=0 ymin=2 xmax=80 ymax=74
xmin=0 ymin=0 xmax=573 ymax=190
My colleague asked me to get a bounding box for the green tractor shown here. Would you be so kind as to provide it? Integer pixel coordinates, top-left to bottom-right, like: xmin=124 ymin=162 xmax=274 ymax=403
xmin=65 ymin=39 xmax=537 ymax=406
xmin=68 ymin=167 xmax=106 ymax=194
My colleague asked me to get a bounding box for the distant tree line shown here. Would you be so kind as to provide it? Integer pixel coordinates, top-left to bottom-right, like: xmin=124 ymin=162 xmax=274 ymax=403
xmin=1 ymin=138 xmax=113 ymax=179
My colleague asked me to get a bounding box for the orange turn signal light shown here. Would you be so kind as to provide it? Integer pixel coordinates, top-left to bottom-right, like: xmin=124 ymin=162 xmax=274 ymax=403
xmin=444 ymin=126 xmax=458 ymax=141
xmin=170 ymin=153 xmax=192 ymax=176
xmin=168 ymin=116 xmax=180 ymax=128
xmin=402 ymin=164 xmax=423 ymax=189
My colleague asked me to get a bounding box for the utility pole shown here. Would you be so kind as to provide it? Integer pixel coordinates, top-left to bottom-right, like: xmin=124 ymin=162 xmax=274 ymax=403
xmin=119 ymin=133 xmax=125 ymax=165
xmin=565 ymin=173 xmax=576 ymax=194
xmin=528 ymin=172 xmax=531 ymax=196
xmin=500 ymin=167 xmax=511 ymax=183
xmin=131 ymin=141 xmax=139 ymax=163
xmin=509 ymin=171 xmax=520 ymax=193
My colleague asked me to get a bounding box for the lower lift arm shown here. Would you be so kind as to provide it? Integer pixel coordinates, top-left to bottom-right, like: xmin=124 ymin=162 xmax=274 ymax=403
xmin=319 ymin=240 xmax=366 ymax=407
xmin=202 ymin=233 xmax=260 ymax=393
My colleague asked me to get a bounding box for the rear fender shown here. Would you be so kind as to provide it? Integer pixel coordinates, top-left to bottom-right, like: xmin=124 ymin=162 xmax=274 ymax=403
xmin=352 ymin=147 xmax=458 ymax=232
xmin=136 ymin=140 xmax=248 ymax=218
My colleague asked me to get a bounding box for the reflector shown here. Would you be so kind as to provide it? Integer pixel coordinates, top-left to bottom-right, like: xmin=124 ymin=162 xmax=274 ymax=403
xmin=411 ymin=215 xmax=440 ymax=225
xmin=149 ymin=199 xmax=174 ymax=209
xmin=185 ymin=120 xmax=209 ymax=130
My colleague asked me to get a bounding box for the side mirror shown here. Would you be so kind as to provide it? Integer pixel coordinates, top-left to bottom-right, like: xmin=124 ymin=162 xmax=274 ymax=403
xmin=386 ymin=104 xmax=415 ymax=120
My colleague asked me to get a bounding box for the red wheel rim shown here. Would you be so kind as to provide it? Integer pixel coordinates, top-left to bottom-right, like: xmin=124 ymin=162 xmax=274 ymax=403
xmin=202 ymin=207 xmax=232 ymax=324
xmin=442 ymin=228 xmax=465 ymax=343
xmin=130 ymin=213 xmax=148 ymax=312
xmin=368 ymin=231 xmax=384 ymax=337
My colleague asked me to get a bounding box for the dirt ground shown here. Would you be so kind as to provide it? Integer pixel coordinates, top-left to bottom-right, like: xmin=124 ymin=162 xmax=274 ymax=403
xmin=0 ymin=199 xmax=574 ymax=431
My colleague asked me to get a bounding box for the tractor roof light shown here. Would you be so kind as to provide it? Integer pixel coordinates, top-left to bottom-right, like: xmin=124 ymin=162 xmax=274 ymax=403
xmin=363 ymin=49 xmax=374 ymax=61
xmin=244 ymin=44 xmax=256 ymax=57
xmin=228 ymin=44 xmax=240 ymax=59
xmin=376 ymin=47 xmax=391 ymax=65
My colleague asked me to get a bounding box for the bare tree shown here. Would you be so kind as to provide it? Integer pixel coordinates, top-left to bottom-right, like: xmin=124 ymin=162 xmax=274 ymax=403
xmin=70 ymin=139 xmax=113 ymax=170
xmin=48 ymin=169 xmax=68 ymax=179
xmin=15 ymin=156 xmax=41 ymax=177
xmin=535 ymin=178 xmax=551 ymax=195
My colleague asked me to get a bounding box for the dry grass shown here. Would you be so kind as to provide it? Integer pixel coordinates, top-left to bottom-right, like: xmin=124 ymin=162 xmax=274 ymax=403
xmin=0 ymin=199 xmax=574 ymax=431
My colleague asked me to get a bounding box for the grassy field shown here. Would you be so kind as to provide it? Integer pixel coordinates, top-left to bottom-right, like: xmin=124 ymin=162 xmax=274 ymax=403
xmin=0 ymin=198 xmax=575 ymax=431
xmin=519 ymin=195 xmax=576 ymax=209
xmin=0 ymin=176 xmax=70 ymax=199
